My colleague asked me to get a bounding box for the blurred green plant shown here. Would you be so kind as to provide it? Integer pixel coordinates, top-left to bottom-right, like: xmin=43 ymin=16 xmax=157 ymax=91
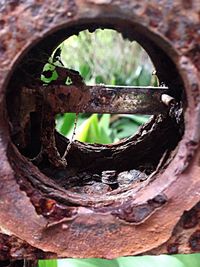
xmin=59 ymin=29 xmax=156 ymax=86
xmin=39 ymin=254 xmax=200 ymax=267
xmin=53 ymin=29 xmax=157 ymax=144
xmin=56 ymin=113 xmax=150 ymax=144
xmin=39 ymin=259 xmax=57 ymax=267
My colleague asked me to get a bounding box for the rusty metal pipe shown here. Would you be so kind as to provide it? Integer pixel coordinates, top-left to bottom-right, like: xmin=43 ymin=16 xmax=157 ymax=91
xmin=0 ymin=0 xmax=200 ymax=260
xmin=22 ymin=85 xmax=169 ymax=115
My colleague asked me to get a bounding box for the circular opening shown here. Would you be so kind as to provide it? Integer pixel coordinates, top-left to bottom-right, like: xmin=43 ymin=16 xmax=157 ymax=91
xmin=6 ymin=18 xmax=185 ymax=209
xmin=53 ymin=29 xmax=155 ymax=144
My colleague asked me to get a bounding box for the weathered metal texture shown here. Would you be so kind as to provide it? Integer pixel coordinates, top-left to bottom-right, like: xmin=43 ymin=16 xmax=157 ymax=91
xmin=22 ymin=85 xmax=169 ymax=115
xmin=0 ymin=0 xmax=200 ymax=260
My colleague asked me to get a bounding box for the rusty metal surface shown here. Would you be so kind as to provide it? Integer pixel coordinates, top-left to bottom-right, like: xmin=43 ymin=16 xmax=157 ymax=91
xmin=21 ymin=84 xmax=169 ymax=115
xmin=0 ymin=0 xmax=200 ymax=260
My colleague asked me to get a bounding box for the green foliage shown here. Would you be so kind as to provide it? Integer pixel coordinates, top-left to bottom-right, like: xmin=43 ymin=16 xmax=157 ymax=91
xmin=56 ymin=113 xmax=149 ymax=144
xmin=53 ymin=29 xmax=157 ymax=144
xmin=59 ymin=29 xmax=155 ymax=86
xmin=56 ymin=113 xmax=77 ymax=137
xmin=58 ymin=258 xmax=119 ymax=267
xmin=39 ymin=259 xmax=57 ymax=267
xmin=41 ymin=29 xmax=158 ymax=144
xmin=111 ymin=115 xmax=149 ymax=140
xmin=39 ymin=254 xmax=200 ymax=267
xmin=41 ymin=63 xmax=58 ymax=84
xmin=175 ymin=254 xmax=200 ymax=267
xmin=75 ymin=114 xmax=112 ymax=144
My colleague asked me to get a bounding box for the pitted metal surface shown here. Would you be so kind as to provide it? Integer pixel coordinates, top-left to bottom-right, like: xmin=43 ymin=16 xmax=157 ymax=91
xmin=0 ymin=0 xmax=200 ymax=260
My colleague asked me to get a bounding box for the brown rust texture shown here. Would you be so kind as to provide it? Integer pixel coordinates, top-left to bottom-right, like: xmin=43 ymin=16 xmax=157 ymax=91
xmin=21 ymin=84 xmax=169 ymax=115
xmin=0 ymin=0 xmax=200 ymax=260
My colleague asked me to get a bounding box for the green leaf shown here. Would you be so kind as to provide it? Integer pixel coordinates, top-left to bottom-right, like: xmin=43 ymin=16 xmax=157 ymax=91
xmin=137 ymin=67 xmax=151 ymax=86
xmin=75 ymin=114 xmax=113 ymax=144
xmin=95 ymin=75 xmax=105 ymax=84
xmin=75 ymin=114 xmax=99 ymax=143
xmin=56 ymin=113 xmax=77 ymax=136
xmin=99 ymin=127 xmax=112 ymax=144
xmin=117 ymin=255 xmax=185 ymax=267
xmin=86 ymin=115 xmax=101 ymax=143
xmin=110 ymin=75 xmax=116 ymax=85
xmin=110 ymin=116 xmax=141 ymax=139
xmin=79 ymin=64 xmax=91 ymax=80
xmin=41 ymin=70 xmax=58 ymax=83
xmin=174 ymin=254 xmax=200 ymax=267
xmin=98 ymin=114 xmax=112 ymax=143
xmin=39 ymin=260 xmax=57 ymax=267
xmin=43 ymin=63 xmax=55 ymax=71
xmin=115 ymin=122 xmax=138 ymax=139
xmin=39 ymin=255 xmax=200 ymax=267
xmin=121 ymin=114 xmax=150 ymax=125
xmin=41 ymin=63 xmax=58 ymax=84
xmin=99 ymin=114 xmax=111 ymax=132
xmin=58 ymin=258 xmax=119 ymax=267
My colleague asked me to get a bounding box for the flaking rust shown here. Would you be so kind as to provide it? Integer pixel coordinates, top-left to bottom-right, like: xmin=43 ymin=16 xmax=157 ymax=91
xmin=0 ymin=0 xmax=200 ymax=261
xmin=20 ymin=84 xmax=168 ymax=115
xmin=110 ymin=194 xmax=168 ymax=224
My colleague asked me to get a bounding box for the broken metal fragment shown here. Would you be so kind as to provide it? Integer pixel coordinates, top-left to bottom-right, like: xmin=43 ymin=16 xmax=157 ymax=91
xmin=21 ymin=84 xmax=169 ymax=116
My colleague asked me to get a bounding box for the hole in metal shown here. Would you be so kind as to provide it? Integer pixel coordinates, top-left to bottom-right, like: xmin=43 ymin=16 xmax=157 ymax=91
xmin=6 ymin=18 xmax=185 ymax=208
xmin=53 ymin=29 xmax=154 ymax=145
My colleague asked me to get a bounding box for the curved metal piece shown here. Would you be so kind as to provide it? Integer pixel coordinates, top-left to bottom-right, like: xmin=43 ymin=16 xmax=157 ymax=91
xmin=0 ymin=0 xmax=200 ymax=259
